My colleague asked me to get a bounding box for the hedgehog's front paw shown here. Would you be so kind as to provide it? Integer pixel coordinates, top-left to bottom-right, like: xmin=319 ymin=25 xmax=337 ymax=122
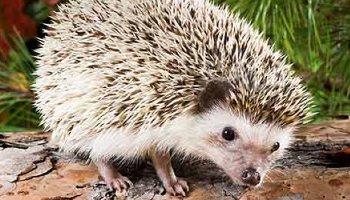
xmin=105 ymin=174 xmax=132 ymax=192
xmin=150 ymin=151 xmax=190 ymax=196
xmin=163 ymin=177 xmax=189 ymax=196
xmin=96 ymin=161 xmax=133 ymax=193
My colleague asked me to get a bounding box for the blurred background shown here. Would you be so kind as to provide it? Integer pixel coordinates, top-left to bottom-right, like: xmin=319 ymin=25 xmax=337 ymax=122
xmin=0 ymin=0 xmax=349 ymax=132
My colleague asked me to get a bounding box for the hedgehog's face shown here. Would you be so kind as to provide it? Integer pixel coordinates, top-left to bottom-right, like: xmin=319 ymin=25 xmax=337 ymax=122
xmin=197 ymin=107 xmax=293 ymax=186
xmin=195 ymin=80 xmax=294 ymax=186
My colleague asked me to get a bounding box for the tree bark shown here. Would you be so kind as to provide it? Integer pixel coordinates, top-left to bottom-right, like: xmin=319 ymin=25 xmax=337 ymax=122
xmin=0 ymin=119 xmax=349 ymax=200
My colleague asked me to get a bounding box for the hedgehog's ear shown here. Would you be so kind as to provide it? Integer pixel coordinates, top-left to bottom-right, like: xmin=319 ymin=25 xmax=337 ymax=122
xmin=198 ymin=79 xmax=232 ymax=112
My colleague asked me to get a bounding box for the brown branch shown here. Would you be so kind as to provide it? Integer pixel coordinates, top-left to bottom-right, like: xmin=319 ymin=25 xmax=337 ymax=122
xmin=1 ymin=120 xmax=350 ymax=199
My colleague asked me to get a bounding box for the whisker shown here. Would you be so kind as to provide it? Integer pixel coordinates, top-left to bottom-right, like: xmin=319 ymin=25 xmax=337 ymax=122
xmin=272 ymin=168 xmax=287 ymax=177
xmin=263 ymin=174 xmax=273 ymax=182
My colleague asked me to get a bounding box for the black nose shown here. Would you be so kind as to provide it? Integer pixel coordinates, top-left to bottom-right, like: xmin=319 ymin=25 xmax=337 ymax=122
xmin=241 ymin=168 xmax=261 ymax=186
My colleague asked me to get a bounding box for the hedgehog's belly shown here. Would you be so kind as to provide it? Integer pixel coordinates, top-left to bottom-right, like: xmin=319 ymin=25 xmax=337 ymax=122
xmin=54 ymin=127 xmax=162 ymax=161
xmin=52 ymin=112 xmax=195 ymax=161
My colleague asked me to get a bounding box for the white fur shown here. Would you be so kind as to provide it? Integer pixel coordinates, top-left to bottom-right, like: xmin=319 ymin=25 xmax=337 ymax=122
xmin=199 ymin=106 xmax=293 ymax=150
xmin=61 ymin=106 xmax=292 ymax=167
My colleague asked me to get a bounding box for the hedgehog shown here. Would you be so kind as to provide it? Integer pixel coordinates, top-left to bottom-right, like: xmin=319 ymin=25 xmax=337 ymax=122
xmin=33 ymin=0 xmax=313 ymax=196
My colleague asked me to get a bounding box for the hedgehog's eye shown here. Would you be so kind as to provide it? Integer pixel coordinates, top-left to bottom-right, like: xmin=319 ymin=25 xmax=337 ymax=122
xmin=271 ymin=142 xmax=280 ymax=152
xmin=222 ymin=127 xmax=236 ymax=141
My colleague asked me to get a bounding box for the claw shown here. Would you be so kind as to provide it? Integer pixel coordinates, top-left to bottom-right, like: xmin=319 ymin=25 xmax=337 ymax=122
xmin=118 ymin=179 xmax=128 ymax=190
xmin=96 ymin=161 xmax=132 ymax=194
xmin=107 ymin=176 xmax=131 ymax=192
xmin=122 ymin=176 xmax=134 ymax=188
xmin=174 ymin=184 xmax=186 ymax=196
xmin=164 ymin=178 xmax=189 ymax=196
xmin=111 ymin=180 xmax=121 ymax=191
xmin=178 ymin=178 xmax=189 ymax=192
xmin=166 ymin=186 xmax=176 ymax=196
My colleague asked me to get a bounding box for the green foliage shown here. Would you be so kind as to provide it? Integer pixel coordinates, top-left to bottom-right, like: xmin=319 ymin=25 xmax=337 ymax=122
xmin=214 ymin=0 xmax=350 ymax=120
xmin=26 ymin=1 xmax=54 ymax=23
xmin=0 ymin=37 xmax=40 ymax=132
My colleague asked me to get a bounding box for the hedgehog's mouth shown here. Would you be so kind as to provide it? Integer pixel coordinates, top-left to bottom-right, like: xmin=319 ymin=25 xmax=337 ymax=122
xmin=220 ymin=167 xmax=243 ymax=183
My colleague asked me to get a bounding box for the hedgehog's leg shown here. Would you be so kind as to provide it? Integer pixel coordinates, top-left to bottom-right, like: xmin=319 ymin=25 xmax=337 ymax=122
xmin=96 ymin=161 xmax=132 ymax=193
xmin=150 ymin=151 xmax=189 ymax=196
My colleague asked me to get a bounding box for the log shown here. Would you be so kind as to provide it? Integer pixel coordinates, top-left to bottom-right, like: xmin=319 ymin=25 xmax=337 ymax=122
xmin=0 ymin=119 xmax=350 ymax=200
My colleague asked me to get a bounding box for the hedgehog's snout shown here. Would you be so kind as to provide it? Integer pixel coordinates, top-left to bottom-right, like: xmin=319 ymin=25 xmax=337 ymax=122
xmin=240 ymin=167 xmax=261 ymax=186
